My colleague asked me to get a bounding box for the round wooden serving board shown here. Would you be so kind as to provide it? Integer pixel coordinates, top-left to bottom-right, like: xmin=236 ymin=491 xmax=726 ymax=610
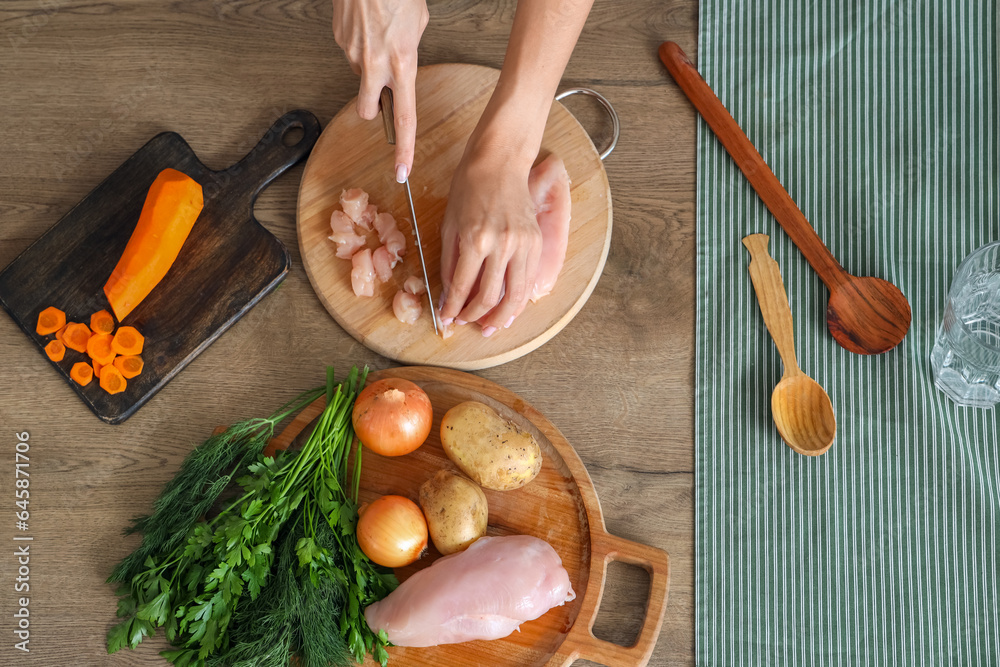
xmin=297 ymin=64 xmax=613 ymax=370
xmin=269 ymin=367 xmax=670 ymax=667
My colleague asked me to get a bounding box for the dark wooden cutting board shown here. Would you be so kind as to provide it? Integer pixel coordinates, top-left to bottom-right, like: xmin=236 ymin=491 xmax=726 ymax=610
xmin=0 ymin=110 xmax=321 ymax=424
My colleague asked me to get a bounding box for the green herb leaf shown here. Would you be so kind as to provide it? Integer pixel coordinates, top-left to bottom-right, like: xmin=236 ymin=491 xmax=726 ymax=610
xmin=296 ymin=537 xmax=321 ymax=567
xmin=106 ymin=619 xmax=130 ymax=654
xmin=135 ymin=590 xmax=171 ymax=626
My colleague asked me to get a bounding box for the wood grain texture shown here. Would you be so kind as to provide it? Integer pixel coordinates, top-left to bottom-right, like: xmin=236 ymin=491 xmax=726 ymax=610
xmin=269 ymin=367 xmax=669 ymax=667
xmin=0 ymin=0 xmax=697 ymax=664
xmin=298 ymin=64 xmax=611 ymax=370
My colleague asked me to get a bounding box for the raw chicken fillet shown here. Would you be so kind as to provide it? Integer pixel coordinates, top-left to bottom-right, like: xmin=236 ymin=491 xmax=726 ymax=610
xmin=528 ymin=153 xmax=571 ymax=302
xmin=364 ymin=535 xmax=576 ymax=647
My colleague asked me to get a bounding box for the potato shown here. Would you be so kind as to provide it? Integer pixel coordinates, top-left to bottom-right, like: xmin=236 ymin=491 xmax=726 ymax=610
xmin=439 ymin=401 xmax=542 ymax=491
xmin=419 ymin=470 xmax=488 ymax=555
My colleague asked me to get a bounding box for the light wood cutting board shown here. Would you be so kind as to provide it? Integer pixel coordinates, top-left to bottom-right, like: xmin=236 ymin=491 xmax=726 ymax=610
xmin=269 ymin=366 xmax=670 ymax=667
xmin=297 ymin=64 xmax=612 ymax=370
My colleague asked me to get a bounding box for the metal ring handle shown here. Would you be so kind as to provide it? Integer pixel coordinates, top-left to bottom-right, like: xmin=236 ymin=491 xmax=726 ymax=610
xmin=555 ymin=87 xmax=620 ymax=160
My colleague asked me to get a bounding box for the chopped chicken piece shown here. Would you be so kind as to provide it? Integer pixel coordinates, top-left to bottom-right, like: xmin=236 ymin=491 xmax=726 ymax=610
xmin=402 ymin=276 xmax=425 ymax=295
xmin=392 ymin=290 xmax=422 ymax=324
xmin=350 ymin=248 xmax=376 ymax=297
xmin=374 ymin=212 xmax=407 ymax=265
xmin=340 ymin=188 xmax=369 ymax=223
xmin=329 ymin=209 xmax=367 ymax=259
xmin=355 ymin=203 xmax=377 ymax=231
xmin=335 ymin=234 xmax=367 ymax=259
xmin=372 ymin=245 xmax=394 ymax=283
xmin=329 ymin=209 xmax=354 ymax=238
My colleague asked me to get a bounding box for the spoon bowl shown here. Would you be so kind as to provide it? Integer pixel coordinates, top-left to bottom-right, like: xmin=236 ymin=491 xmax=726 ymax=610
xmin=827 ymin=276 xmax=912 ymax=355
xmin=771 ymin=374 xmax=836 ymax=456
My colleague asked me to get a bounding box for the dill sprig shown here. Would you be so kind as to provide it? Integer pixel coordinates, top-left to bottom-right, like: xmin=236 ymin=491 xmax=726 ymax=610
xmin=106 ymin=367 xmax=396 ymax=667
xmin=107 ymin=386 xmax=325 ymax=588
xmin=207 ymin=508 xmax=355 ymax=667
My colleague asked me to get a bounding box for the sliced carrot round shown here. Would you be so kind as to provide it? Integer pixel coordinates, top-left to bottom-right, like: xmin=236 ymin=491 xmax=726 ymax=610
xmin=111 ymin=326 xmax=144 ymax=356
xmin=70 ymin=361 xmax=94 ymax=386
xmin=90 ymin=309 xmax=116 ymax=335
xmin=93 ymin=358 xmax=108 ymax=379
xmin=55 ymin=323 xmax=70 ymax=346
xmin=36 ymin=307 xmax=66 ymax=336
xmin=44 ymin=339 xmax=65 ymax=362
xmin=63 ymin=323 xmax=92 ymax=353
xmin=86 ymin=333 xmax=116 ymax=365
xmin=113 ymin=355 xmax=143 ymax=379
xmin=99 ymin=365 xmax=126 ymax=394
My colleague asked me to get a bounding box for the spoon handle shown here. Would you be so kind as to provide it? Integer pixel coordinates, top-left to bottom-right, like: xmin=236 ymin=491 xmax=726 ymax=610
xmin=742 ymin=234 xmax=802 ymax=377
xmin=659 ymin=42 xmax=849 ymax=289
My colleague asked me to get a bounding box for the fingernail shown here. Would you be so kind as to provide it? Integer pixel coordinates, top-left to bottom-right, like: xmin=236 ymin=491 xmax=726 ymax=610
xmin=440 ymin=316 xmax=453 ymax=327
xmin=395 ymin=164 xmax=408 ymax=183
xmin=455 ymin=319 xmax=467 ymax=326
xmin=482 ymin=326 xmax=497 ymax=338
xmin=504 ymin=316 xmax=515 ymax=329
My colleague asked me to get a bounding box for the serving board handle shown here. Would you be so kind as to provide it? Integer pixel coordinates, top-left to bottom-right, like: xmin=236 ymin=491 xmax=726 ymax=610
xmin=204 ymin=109 xmax=322 ymax=208
xmin=556 ymin=530 xmax=670 ymax=667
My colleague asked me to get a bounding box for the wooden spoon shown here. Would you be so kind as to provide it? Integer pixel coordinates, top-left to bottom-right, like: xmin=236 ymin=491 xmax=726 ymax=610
xmin=660 ymin=41 xmax=911 ymax=355
xmin=743 ymin=234 xmax=836 ymax=456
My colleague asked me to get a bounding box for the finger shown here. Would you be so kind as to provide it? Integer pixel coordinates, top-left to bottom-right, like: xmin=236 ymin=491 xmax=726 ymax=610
xmin=357 ymin=68 xmax=384 ymax=120
xmin=483 ymin=232 xmax=541 ymax=332
xmin=457 ymin=254 xmax=507 ymax=325
xmin=479 ymin=264 xmax=526 ymax=335
xmin=390 ymin=66 xmax=418 ymax=182
xmin=515 ymin=240 xmax=542 ymax=319
xmin=438 ymin=227 xmax=460 ymax=316
xmin=441 ymin=251 xmax=486 ymax=324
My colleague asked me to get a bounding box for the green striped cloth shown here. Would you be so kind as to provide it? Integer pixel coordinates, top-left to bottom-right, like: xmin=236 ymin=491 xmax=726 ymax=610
xmin=695 ymin=2 xmax=999 ymax=664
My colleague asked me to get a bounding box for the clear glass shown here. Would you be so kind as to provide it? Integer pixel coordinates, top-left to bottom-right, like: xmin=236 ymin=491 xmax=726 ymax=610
xmin=930 ymin=240 xmax=1000 ymax=408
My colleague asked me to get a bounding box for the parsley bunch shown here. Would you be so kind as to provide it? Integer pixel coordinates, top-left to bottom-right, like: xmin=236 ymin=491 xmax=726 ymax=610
xmin=107 ymin=367 xmax=396 ymax=667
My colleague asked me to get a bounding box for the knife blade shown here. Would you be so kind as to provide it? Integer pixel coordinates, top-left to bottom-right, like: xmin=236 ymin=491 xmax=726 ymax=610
xmin=380 ymin=87 xmax=439 ymax=334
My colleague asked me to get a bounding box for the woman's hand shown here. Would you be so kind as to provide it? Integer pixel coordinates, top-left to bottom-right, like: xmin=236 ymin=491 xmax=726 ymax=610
xmin=332 ymin=0 xmax=428 ymax=182
xmin=439 ymin=144 xmax=542 ymax=337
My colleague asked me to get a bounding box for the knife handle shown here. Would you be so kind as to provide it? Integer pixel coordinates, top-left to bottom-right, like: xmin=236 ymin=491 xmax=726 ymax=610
xmin=380 ymin=87 xmax=396 ymax=145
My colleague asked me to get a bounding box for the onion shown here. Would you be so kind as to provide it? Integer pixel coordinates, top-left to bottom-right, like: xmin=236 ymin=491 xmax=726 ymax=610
xmin=356 ymin=495 xmax=428 ymax=568
xmin=352 ymin=378 xmax=433 ymax=457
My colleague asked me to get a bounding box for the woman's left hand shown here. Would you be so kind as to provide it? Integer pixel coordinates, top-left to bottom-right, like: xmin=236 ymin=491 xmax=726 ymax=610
xmin=438 ymin=145 xmax=542 ymax=337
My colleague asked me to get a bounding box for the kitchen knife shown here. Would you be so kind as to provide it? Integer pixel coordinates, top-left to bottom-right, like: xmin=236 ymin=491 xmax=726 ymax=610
xmin=380 ymin=87 xmax=439 ymax=334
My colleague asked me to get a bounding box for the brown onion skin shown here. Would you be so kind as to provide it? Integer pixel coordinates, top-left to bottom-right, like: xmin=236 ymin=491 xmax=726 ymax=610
xmin=356 ymin=495 xmax=428 ymax=567
xmin=352 ymin=378 xmax=433 ymax=457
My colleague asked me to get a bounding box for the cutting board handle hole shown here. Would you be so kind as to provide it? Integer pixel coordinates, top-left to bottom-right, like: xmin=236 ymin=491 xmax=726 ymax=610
xmin=282 ymin=125 xmax=306 ymax=147
xmin=590 ymin=560 xmax=650 ymax=647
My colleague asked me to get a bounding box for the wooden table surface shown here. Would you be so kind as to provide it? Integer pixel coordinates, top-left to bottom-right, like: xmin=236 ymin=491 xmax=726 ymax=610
xmin=0 ymin=1 xmax=698 ymax=665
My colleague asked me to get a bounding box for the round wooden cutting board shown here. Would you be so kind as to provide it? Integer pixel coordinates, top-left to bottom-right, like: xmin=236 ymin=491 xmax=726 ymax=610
xmin=269 ymin=366 xmax=670 ymax=667
xmin=297 ymin=64 xmax=612 ymax=370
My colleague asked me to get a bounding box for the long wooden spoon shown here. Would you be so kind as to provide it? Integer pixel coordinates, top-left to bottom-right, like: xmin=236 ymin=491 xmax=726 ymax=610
xmin=743 ymin=234 xmax=836 ymax=455
xmin=660 ymin=41 xmax=911 ymax=355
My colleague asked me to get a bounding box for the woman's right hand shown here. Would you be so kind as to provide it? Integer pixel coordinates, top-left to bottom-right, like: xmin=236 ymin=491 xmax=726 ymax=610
xmin=332 ymin=0 xmax=428 ymax=182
